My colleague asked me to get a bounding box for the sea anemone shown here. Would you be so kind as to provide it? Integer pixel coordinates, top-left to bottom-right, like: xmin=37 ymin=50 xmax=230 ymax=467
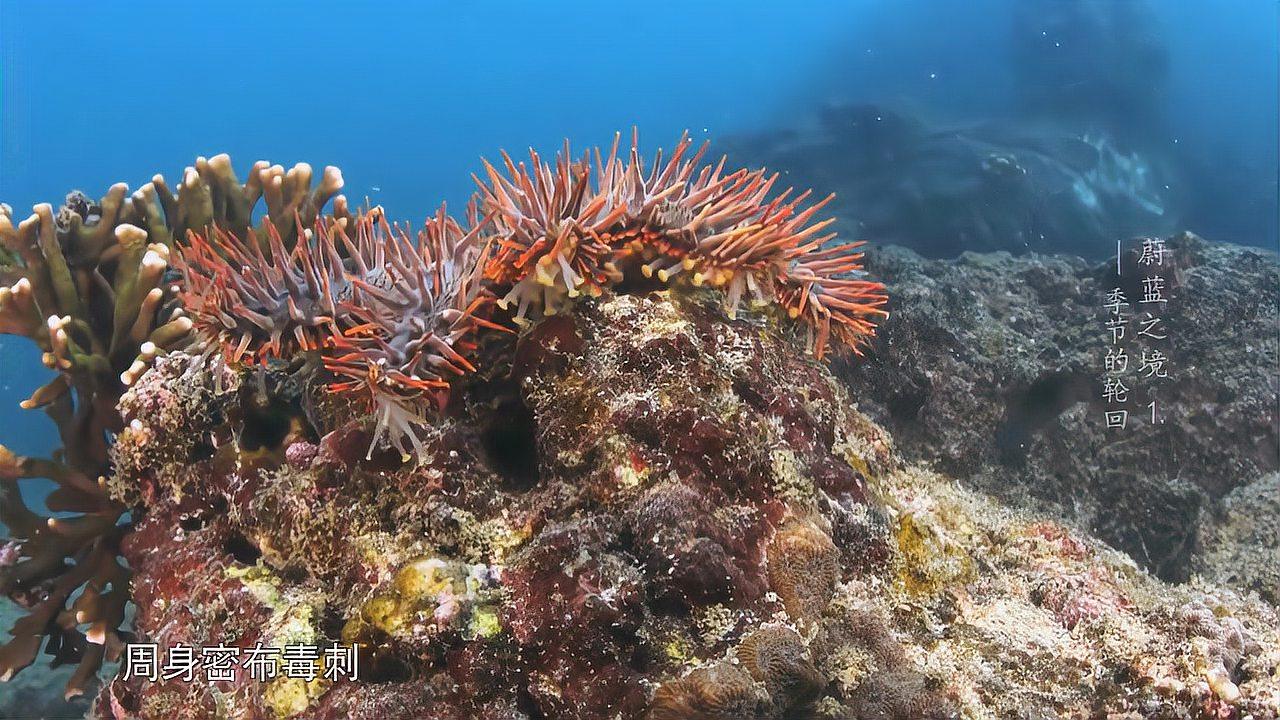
xmin=474 ymin=143 xmax=624 ymax=321
xmin=776 ymin=238 xmax=889 ymax=358
xmin=174 ymin=213 xmax=349 ymax=365
xmin=592 ymin=130 xmax=772 ymax=282
xmin=475 ymin=131 xmax=889 ymax=357
xmin=322 ymin=205 xmax=498 ymax=457
xmin=174 ymin=202 xmax=494 ymax=458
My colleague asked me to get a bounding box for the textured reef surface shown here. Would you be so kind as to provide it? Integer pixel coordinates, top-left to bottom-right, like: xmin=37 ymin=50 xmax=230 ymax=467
xmin=0 ymin=146 xmax=1277 ymax=719
xmin=843 ymin=234 xmax=1279 ymax=594
xmin=47 ymin=291 xmax=1280 ymax=719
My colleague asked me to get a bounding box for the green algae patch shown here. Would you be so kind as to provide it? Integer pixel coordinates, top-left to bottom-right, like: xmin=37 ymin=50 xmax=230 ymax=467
xmin=467 ymin=605 xmax=503 ymax=640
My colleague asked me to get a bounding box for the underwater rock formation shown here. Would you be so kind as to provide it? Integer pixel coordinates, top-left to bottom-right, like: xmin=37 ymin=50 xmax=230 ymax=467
xmin=0 ymin=141 xmax=888 ymax=716
xmin=84 ymin=291 xmax=1280 ymax=719
xmin=92 ymin=288 xmax=906 ymax=718
xmin=2 ymin=147 xmax=1277 ymax=719
xmin=841 ymin=233 xmax=1279 ymax=593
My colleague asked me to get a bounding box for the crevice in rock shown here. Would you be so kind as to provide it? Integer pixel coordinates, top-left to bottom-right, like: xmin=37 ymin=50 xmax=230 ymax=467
xmin=481 ymin=397 xmax=541 ymax=491
xmin=233 ymin=369 xmax=319 ymax=453
xmin=360 ymin=654 xmax=413 ymax=684
xmin=224 ymin=531 xmax=263 ymax=566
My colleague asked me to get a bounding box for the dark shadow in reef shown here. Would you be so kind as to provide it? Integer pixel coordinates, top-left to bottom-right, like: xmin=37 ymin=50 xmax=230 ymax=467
xmin=480 ymin=394 xmax=541 ymax=492
xmin=995 ymin=372 xmax=1094 ymax=467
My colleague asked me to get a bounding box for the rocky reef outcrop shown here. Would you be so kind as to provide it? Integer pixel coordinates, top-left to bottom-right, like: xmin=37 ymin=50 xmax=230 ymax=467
xmin=81 ymin=291 xmax=1280 ymax=718
xmin=1 ymin=145 xmax=1277 ymax=719
xmin=841 ymin=233 xmax=1279 ymax=597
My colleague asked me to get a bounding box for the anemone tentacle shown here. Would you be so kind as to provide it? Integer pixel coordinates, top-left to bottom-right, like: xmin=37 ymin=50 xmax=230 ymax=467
xmin=174 ymin=216 xmax=350 ymax=365
xmin=322 ymin=205 xmax=493 ymax=406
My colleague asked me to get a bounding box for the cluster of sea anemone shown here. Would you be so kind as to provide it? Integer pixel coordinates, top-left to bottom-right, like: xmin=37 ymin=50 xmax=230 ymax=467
xmin=171 ymin=132 xmax=888 ymax=456
xmin=174 ymin=202 xmax=496 ymax=456
xmin=476 ymin=131 xmax=889 ymax=357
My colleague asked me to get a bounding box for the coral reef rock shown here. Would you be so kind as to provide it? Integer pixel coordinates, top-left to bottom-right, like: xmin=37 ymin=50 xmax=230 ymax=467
xmin=841 ymin=233 xmax=1279 ymax=593
xmin=89 ymin=290 xmax=1278 ymax=718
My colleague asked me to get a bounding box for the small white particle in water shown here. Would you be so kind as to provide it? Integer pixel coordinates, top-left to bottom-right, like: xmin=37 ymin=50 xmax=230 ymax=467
xmin=929 ymin=72 xmax=937 ymax=79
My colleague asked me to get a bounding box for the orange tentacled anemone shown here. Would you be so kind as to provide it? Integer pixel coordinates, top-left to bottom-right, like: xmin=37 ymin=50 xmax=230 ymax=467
xmin=474 ymin=142 xmax=625 ymax=323
xmin=323 ymin=205 xmax=500 ymax=457
xmin=477 ymin=130 xmax=889 ymax=358
xmin=593 ymin=129 xmax=765 ymax=279
xmin=777 ymin=239 xmax=889 ymax=358
xmin=174 ymin=217 xmax=347 ymax=365
xmin=174 ymin=203 xmax=496 ymax=458
xmin=175 ymin=132 xmax=887 ymax=457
